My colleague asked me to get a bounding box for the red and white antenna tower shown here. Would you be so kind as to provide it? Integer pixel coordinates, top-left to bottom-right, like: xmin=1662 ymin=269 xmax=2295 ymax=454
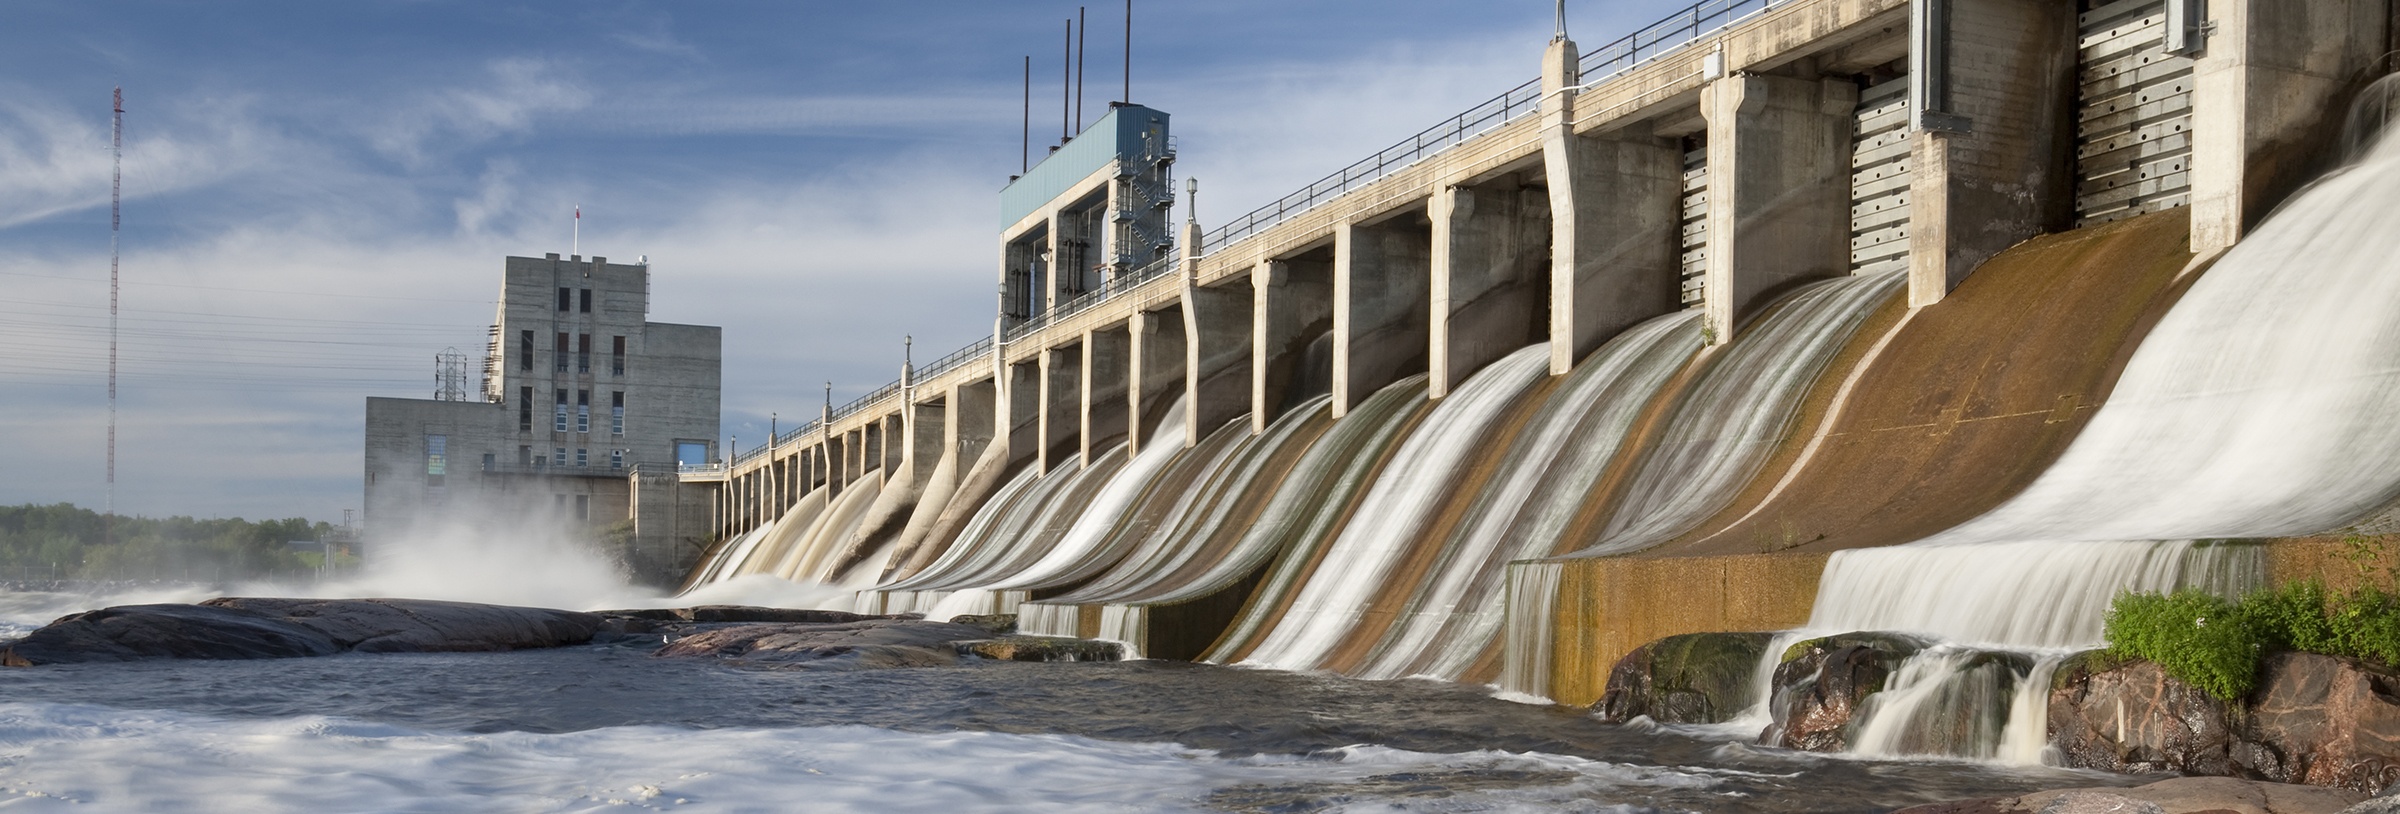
xmin=107 ymin=87 xmax=122 ymax=539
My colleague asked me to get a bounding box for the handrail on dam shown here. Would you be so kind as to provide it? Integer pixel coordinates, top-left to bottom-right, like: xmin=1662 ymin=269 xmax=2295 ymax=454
xmin=1001 ymin=254 xmax=1180 ymax=343
xmin=1196 ymin=0 xmax=1786 ymax=256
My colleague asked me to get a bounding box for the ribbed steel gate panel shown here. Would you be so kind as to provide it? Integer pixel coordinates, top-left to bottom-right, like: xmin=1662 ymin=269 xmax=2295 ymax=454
xmin=1679 ymin=143 xmax=1709 ymax=310
xmin=1850 ymin=77 xmax=1913 ymax=275
xmin=2075 ymin=0 xmax=2194 ymax=226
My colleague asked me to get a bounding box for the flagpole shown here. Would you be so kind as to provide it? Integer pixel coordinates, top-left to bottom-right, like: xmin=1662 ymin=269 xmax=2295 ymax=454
xmin=573 ymin=205 xmax=580 ymax=257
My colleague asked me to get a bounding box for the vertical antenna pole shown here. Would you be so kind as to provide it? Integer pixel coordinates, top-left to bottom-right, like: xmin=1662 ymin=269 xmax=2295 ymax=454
xmin=1123 ymin=0 xmax=1132 ymax=103
xmin=1076 ymin=6 xmax=1087 ymax=130
xmin=1022 ymin=56 xmax=1032 ymax=172
xmin=108 ymin=86 xmax=122 ymax=543
xmin=573 ymin=204 xmax=581 ymax=256
xmin=1061 ymin=19 xmax=1072 ymax=143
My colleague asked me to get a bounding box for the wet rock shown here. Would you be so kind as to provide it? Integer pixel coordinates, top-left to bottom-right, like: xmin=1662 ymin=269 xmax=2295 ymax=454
xmin=1 ymin=603 xmax=338 ymax=665
xmin=948 ymin=614 xmax=1019 ymax=636
xmin=652 ymin=619 xmax=999 ymax=669
xmin=593 ymin=605 xmax=876 ymax=624
xmin=960 ymin=636 xmax=1122 ymax=662
xmin=1893 ymin=776 xmax=2365 ymax=814
xmin=1760 ymin=632 xmax=1928 ymax=752
xmin=1596 ymin=632 xmax=1774 ymax=725
xmin=202 ymin=598 xmax=601 ymax=653
xmin=2051 ymin=652 xmax=2400 ymax=793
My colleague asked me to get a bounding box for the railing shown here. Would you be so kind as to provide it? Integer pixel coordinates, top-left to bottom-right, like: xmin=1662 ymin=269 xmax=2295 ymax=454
xmin=834 ymin=380 xmax=902 ymax=422
xmin=675 ymin=461 xmax=728 ymax=477
xmin=1196 ymin=0 xmax=1788 ymax=257
xmin=917 ymin=335 xmax=995 ymax=382
xmin=1199 ymin=76 xmax=1543 ymax=254
xmin=1578 ymin=0 xmax=1783 ymax=81
xmin=1002 ymin=254 xmax=1182 ymax=343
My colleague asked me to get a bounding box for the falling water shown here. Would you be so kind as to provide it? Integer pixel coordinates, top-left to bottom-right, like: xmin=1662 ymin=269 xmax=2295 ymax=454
xmin=1576 ymin=271 xmax=1903 ymax=557
xmin=1237 ymin=345 xmax=1554 ymax=672
xmin=1497 ymin=560 xmax=1563 ymax=700
xmin=1355 ymin=314 xmax=1704 ymax=681
xmin=1808 ymin=540 xmax=2263 ymax=648
xmin=990 ymin=399 xmax=1208 ymax=591
xmin=1205 ymin=378 xmax=1433 ymax=664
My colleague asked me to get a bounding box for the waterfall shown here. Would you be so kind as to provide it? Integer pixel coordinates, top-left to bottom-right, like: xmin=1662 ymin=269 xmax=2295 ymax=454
xmin=881 ymin=448 xmax=1128 ymax=592
xmin=1808 ymin=540 xmax=2263 ymax=648
xmin=1205 ymin=377 xmax=1432 ymax=664
xmin=1762 ymin=540 xmax=2264 ymax=763
xmin=1577 ymin=271 xmax=1903 ymax=557
xmin=688 ymin=523 xmax=770 ymax=586
xmin=1045 ymin=397 xmax=1335 ymax=606
xmin=1497 ymin=560 xmax=1562 ymax=700
xmin=1237 ymin=344 xmax=1554 ymax=672
xmin=1354 ymin=314 xmax=1704 ymax=682
xmin=1922 ymin=118 xmax=2400 ymax=545
xmin=987 ymin=399 xmax=1197 ymax=590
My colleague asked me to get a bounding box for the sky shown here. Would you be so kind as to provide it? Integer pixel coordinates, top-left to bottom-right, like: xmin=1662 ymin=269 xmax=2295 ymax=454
xmin=0 ymin=1 xmax=1693 ymax=524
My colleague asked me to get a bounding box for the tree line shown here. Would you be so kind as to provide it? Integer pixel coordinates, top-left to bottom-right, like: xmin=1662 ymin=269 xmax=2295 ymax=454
xmin=0 ymin=503 xmax=343 ymax=582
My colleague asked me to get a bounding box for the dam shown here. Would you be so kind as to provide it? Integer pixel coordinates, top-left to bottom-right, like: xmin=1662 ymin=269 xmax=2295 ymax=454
xmin=675 ymin=0 xmax=2400 ymax=763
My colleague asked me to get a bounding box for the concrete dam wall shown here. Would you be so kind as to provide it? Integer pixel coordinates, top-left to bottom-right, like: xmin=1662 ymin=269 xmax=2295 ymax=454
xmin=677 ymin=0 xmax=2400 ymax=738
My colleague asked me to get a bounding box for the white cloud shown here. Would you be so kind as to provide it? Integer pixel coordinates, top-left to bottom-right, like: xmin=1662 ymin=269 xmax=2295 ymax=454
xmin=365 ymin=58 xmax=593 ymax=166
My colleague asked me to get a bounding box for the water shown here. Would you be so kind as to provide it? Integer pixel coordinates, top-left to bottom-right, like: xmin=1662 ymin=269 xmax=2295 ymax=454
xmin=1806 ymin=541 xmax=2264 ymax=650
xmin=1355 ymin=314 xmax=1705 ymax=682
xmin=1237 ymin=345 xmax=1555 ymax=672
xmin=1205 ymin=378 xmax=1433 ymax=664
xmin=0 ymin=646 xmax=2136 ymax=813
xmin=1578 ymin=272 xmax=1903 ymax=557
xmin=991 ymin=399 xmax=1197 ymax=591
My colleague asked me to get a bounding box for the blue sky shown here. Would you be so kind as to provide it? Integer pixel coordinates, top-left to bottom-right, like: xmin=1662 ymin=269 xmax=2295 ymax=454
xmin=0 ymin=1 xmax=1690 ymax=522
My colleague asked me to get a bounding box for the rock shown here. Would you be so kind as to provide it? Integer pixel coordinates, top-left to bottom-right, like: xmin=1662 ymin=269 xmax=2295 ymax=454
xmin=1760 ymin=632 xmax=1928 ymax=751
xmin=2050 ymin=652 xmax=2400 ymax=793
xmin=592 ymin=605 xmax=877 ymax=624
xmin=202 ymin=598 xmax=601 ymax=653
xmin=1894 ymin=777 xmax=2365 ymax=814
xmin=1595 ymin=632 xmax=1774 ymax=724
xmin=960 ymin=636 xmax=1122 ymax=662
xmin=1 ymin=603 xmax=339 ymax=665
xmin=652 ymin=619 xmax=999 ymax=669
xmin=2 ymin=598 xmax=603 ymax=666
xmin=2343 ymin=796 xmax=2400 ymax=814
xmin=948 ymin=614 xmax=1019 ymax=636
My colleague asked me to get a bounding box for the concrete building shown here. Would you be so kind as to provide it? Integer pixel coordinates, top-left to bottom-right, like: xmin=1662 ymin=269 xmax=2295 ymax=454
xmin=364 ymin=254 xmax=722 ymax=585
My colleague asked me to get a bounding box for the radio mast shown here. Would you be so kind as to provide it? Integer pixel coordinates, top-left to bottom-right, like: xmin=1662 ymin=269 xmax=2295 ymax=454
xmin=108 ymin=86 xmax=123 ymax=542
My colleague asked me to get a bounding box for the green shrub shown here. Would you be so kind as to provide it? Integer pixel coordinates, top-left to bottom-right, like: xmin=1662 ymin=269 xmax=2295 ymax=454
xmin=2105 ymin=582 xmax=2400 ymax=703
xmin=2104 ymin=589 xmax=2264 ymax=701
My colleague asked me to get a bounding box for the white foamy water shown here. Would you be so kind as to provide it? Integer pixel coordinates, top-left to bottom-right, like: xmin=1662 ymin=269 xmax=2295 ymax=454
xmin=1925 ymin=116 xmax=2400 ymax=544
xmin=0 ymin=702 xmax=1720 ymax=813
xmin=1806 ymin=540 xmax=2263 ymax=649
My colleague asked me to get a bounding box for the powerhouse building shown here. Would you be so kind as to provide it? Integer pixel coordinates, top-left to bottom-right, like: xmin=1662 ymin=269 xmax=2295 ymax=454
xmin=363 ymin=253 xmax=722 ymax=584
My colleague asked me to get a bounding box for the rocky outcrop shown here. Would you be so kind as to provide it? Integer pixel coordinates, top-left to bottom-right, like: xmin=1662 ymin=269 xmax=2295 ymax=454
xmin=1595 ymin=632 xmax=1774 ymax=724
xmin=653 ymin=619 xmax=1004 ymax=669
xmin=1760 ymin=632 xmax=1927 ymax=751
xmin=2052 ymin=652 xmax=2400 ymax=793
xmin=203 ymin=598 xmax=601 ymax=653
xmin=961 ymin=636 xmax=1121 ymax=662
xmin=2 ymin=598 xmax=601 ymax=665
xmin=1892 ymin=776 xmax=2366 ymax=814
xmin=595 ymin=605 xmax=877 ymax=625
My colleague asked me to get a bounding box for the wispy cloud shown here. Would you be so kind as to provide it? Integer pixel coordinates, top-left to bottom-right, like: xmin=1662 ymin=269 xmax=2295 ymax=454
xmin=364 ymin=58 xmax=593 ymax=166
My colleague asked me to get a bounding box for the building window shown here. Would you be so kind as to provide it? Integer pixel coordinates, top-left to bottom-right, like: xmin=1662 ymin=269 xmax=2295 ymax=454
xmin=518 ymin=445 xmax=532 ymax=466
xmin=425 ymin=435 xmax=447 ymax=487
xmin=611 ymin=336 xmax=626 ymax=376
xmin=677 ymin=441 xmax=708 ymax=467
xmin=557 ymin=287 xmax=570 ymax=312
xmin=574 ymin=494 xmax=590 ymax=520
xmin=554 ymin=333 xmax=570 ymax=372
xmin=611 ymin=391 xmax=625 ymax=435
xmin=610 ymin=449 xmax=624 ymax=469
xmin=576 ymin=390 xmax=590 ymax=433
xmin=577 ymin=334 xmax=591 ymax=374
xmin=481 ymin=452 xmax=495 ymax=472
xmin=554 ymin=390 xmax=568 ymax=432
xmin=518 ymin=386 xmax=533 ymax=431
xmin=553 ymin=447 xmax=566 ymax=466
xmin=518 ymin=330 xmax=533 ymax=371
xmin=579 ymin=288 xmax=592 ymax=313
xmin=575 ymin=448 xmax=588 ymax=467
